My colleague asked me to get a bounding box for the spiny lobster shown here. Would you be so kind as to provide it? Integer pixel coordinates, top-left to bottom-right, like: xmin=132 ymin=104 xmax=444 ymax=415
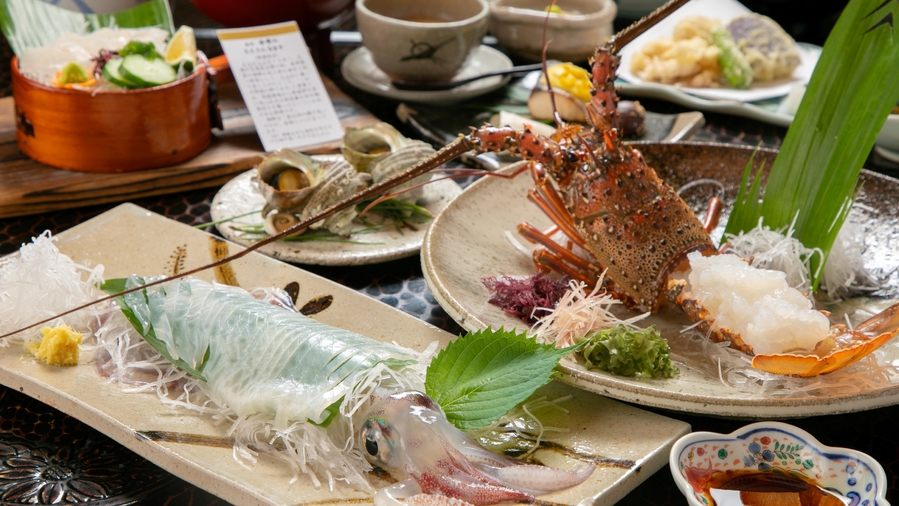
xmin=406 ymin=40 xmax=899 ymax=378
xmin=6 ymin=0 xmax=899 ymax=381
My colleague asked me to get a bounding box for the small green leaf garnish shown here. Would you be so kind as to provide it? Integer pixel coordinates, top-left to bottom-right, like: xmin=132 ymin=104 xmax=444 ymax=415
xmin=118 ymin=40 xmax=163 ymax=60
xmin=100 ymin=277 xmax=208 ymax=382
xmin=580 ymin=324 xmax=678 ymax=378
xmin=425 ymin=327 xmax=578 ymax=431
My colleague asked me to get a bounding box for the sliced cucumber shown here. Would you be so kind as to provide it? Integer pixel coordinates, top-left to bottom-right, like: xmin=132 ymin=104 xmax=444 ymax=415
xmin=119 ymin=54 xmax=176 ymax=88
xmin=102 ymin=57 xmax=138 ymax=89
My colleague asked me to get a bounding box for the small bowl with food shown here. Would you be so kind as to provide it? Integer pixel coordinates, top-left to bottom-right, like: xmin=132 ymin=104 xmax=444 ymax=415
xmin=11 ymin=26 xmax=214 ymax=173
xmin=670 ymin=422 xmax=890 ymax=506
xmin=488 ymin=0 xmax=617 ymax=62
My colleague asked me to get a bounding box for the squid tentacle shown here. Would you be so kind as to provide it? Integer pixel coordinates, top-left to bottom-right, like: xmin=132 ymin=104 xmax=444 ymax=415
xmin=361 ymin=392 xmax=594 ymax=505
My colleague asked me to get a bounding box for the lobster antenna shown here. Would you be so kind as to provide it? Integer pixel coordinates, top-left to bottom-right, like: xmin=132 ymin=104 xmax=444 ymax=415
xmin=0 ymin=138 xmax=473 ymax=341
xmin=610 ymin=0 xmax=692 ymax=50
xmin=540 ymin=0 xmax=564 ymax=128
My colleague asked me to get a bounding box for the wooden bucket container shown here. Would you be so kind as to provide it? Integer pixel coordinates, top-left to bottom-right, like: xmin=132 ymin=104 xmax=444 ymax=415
xmin=11 ymin=56 xmax=213 ymax=173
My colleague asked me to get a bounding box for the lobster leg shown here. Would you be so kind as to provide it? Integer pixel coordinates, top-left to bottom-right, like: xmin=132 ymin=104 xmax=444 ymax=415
xmin=702 ymin=197 xmax=725 ymax=234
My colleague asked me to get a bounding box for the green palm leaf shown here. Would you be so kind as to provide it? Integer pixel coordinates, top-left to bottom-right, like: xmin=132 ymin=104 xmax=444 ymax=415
xmin=724 ymin=0 xmax=899 ymax=289
xmin=0 ymin=0 xmax=173 ymax=56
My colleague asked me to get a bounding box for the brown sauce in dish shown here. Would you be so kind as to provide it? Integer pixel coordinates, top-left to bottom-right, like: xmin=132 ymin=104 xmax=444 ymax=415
xmin=709 ymin=472 xmax=846 ymax=506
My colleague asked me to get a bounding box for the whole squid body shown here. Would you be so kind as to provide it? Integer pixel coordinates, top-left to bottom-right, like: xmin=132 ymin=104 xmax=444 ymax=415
xmin=99 ymin=276 xmax=593 ymax=504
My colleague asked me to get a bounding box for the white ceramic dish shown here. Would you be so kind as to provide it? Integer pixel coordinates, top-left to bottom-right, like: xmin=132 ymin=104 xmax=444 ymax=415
xmin=341 ymin=45 xmax=513 ymax=104
xmin=617 ymin=0 xmax=820 ymax=104
xmin=421 ymin=142 xmax=899 ymax=419
xmin=670 ymin=422 xmax=891 ymax=506
xmin=488 ymin=0 xmax=617 ymax=62
xmin=0 ymin=203 xmax=691 ymax=506
xmin=874 ymin=114 xmax=899 ymax=162
xmin=210 ymin=159 xmax=461 ymax=266
xmin=617 ymin=76 xmax=806 ymax=127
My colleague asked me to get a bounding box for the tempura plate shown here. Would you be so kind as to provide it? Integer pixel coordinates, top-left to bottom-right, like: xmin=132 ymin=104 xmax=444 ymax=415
xmin=616 ymin=0 xmax=820 ymax=104
xmin=422 ymin=142 xmax=899 ymax=419
xmin=0 ymin=203 xmax=690 ymax=506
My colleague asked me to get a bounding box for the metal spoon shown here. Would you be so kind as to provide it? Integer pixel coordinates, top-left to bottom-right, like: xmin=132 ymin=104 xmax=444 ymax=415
xmin=390 ymin=63 xmax=545 ymax=91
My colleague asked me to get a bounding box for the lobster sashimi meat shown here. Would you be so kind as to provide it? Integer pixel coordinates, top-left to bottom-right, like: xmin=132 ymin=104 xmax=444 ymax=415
xmin=424 ymin=42 xmax=899 ymax=377
xmin=98 ymin=276 xmax=592 ymax=502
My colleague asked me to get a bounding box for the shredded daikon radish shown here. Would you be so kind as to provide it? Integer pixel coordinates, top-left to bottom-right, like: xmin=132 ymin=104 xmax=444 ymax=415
xmin=819 ymin=219 xmax=882 ymax=300
xmin=531 ymin=277 xmax=649 ymax=347
xmin=723 ymin=216 xmax=821 ymax=297
xmin=19 ymin=27 xmax=169 ymax=86
xmin=724 ymin=216 xmax=880 ymax=300
xmin=0 ymin=231 xmax=104 ymax=345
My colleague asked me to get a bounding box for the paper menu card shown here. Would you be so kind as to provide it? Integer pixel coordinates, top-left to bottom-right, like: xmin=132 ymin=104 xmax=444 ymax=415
xmin=217 ymin=22 xmax=344 ymax=152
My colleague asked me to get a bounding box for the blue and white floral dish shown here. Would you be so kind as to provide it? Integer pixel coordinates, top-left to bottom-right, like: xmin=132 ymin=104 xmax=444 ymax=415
xmin=670 ymin=421 xmax=890 ymax=506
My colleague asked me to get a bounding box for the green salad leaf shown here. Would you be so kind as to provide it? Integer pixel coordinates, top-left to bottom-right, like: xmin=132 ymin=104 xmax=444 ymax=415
xmin=425 ymin=327 xmax=578 ymax=431
xmin=581 ymin=324 xmax=678 ymax=378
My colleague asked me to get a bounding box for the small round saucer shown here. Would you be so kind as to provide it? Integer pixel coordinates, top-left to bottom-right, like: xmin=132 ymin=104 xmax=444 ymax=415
xmin=341 ymin=45 xmax=513 ymax=104
xmin=875 ymin=145 xmax=899 ymax=164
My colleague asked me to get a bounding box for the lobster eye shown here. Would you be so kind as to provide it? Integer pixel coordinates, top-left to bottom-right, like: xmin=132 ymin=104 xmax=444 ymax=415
xmin=365 ymin=437 xmax=378 ymax=456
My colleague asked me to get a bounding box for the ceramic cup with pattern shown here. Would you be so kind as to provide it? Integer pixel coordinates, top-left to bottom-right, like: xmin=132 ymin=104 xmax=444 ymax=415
xmin=355 ymin=0 xmax=488 ymax=83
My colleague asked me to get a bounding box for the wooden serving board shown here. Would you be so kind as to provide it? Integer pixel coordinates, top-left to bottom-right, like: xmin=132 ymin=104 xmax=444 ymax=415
xmin=0 ymin=76 xmax=380 ymax=219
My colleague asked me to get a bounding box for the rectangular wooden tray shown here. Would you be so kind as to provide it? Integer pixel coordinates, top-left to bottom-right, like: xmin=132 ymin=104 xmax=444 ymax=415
xmin=0 ymin=76 xmax=379 ymax=219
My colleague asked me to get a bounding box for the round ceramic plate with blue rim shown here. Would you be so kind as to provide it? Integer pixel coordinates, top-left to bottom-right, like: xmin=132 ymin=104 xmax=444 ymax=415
xmin=670 ymin=422 xmax=890 ymax=506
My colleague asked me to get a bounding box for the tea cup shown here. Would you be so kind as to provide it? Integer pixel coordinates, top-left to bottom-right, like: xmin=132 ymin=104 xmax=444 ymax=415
xmin=355 ymin=0 xmax=489 ymax=83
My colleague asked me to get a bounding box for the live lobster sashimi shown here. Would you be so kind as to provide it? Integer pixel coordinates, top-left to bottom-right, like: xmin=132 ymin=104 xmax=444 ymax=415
xmin=396 ymin=36 xmax=899 ymax=377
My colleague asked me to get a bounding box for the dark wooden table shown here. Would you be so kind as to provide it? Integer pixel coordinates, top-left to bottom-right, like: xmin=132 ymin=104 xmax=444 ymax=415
xmin=2 ymin=23 xmax=899 ymax=506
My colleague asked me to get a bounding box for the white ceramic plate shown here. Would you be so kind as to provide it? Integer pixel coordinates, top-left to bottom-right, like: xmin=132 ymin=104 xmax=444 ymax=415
xmin=421 ymin=142 xmax=899 ymax=419
xmin=341 ymin=45 xmax=513 ymax=104
xmin=875 ymin=146 xmax=899 ymax=163
xmin=210 ymin=158 xmax=461 ymax=266
xmin=617 ymin=0 xmax=820 ymax=107
xmin=0 ymin=203 xmax=690 ymax=506
xmin=617 ymin=78 xmax=803 ymax=127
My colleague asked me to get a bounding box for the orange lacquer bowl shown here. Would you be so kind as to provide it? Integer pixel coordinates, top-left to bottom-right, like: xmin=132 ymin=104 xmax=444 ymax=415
xmin=11 ymin=56 xmax=213 ymax=173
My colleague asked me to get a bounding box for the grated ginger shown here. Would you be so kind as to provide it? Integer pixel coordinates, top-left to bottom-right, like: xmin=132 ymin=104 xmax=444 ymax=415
xmin=26 ymin=325 xmax=82 ymax=366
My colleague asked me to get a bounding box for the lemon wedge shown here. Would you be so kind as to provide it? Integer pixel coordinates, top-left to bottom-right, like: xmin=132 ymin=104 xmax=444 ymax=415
xmin=164 ymin=25 xmax=197 ymax=72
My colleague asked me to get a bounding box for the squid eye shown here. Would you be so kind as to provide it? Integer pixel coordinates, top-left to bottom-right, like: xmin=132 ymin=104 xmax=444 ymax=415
xmin=365 ymin=437 xmax=378 ymax=456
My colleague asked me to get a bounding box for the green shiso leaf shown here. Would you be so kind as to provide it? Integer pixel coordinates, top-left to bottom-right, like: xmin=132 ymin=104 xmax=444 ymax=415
xmin=723 ymin=0 xmax=899 ymax=289
xmin=581 ymin=324 xmax=678 ymax=378
xmin=425 ymin=327 xmax=578 ymax=431
xmin=100 ymin=277 xmax=208 ymax=382
xmin=0 ymin=0 xmax=174 ymax=57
